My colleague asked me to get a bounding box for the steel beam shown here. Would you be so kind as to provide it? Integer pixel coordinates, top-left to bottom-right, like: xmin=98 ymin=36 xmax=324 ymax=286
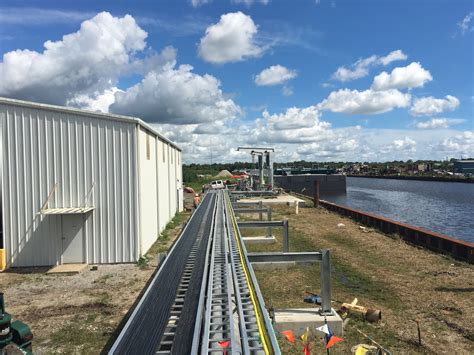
xmin=247 ymin=252 xmax=322 ymax=263
xmin=238 ymin=220 xmax=286 ymax=228
xmin=233 ymin=201 xmax=261 ymax=206
xmin=320 ymin=249 xmax=332 ymax=315
xmin=233 ymin=208 xmax=268 ymax=214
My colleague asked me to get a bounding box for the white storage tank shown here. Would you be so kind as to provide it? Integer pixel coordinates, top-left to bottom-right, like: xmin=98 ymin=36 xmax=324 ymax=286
xmin=0 ymin=97 xmax=183 ymax=269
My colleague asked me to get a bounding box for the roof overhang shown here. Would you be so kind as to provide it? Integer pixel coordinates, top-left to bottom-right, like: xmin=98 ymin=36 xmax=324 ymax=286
xmin=41 ymin=207 xmax=95 ymax=215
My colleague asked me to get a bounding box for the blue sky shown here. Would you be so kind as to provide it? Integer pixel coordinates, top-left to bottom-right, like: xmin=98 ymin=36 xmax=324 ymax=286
xmin=0 ymin=0 xmax=472 ymax=162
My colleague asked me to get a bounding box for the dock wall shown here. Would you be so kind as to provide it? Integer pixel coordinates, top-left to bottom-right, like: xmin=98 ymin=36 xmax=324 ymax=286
xmin=275 ymin=174 xmax=346 ymax=195
xmin=319 ymin=199 xmax=474 ymax=264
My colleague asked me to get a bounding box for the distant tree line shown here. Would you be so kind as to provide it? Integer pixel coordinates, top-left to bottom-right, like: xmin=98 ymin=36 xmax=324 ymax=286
xmin=183 ymin=159 xmax=468 ymax=183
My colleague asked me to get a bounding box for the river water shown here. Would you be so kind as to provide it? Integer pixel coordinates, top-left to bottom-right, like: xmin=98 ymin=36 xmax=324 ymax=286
xmin=322 ymin=177 xmax=474 ymax=243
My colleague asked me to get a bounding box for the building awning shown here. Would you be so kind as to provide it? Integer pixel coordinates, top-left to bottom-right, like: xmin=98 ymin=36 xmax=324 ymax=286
xmin=40 ymin=207 xmax=95 ymax=215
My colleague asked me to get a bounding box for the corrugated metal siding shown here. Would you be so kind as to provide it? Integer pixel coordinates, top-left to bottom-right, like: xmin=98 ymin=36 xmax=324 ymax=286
xmin=1 ymin=104 xmax=139 ymax=267
xmin=169 ymin=146 xmax=177 ymax=216
xmin=176 ymin=150 xmax=184 ymax=212
xmin=157 ymin=140 xmax=171 ymax=232
xmin=138 ymin=128 xmax=159 ymax=254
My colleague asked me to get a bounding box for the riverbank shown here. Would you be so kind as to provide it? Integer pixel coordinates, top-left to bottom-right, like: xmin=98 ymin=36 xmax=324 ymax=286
xmin=319 ymin=199 xmax=473 ymax=263
xmin=347 ymin=174 xmax=474 ymax=183
xmin=242 ymin=199 xmax=474 ymax=353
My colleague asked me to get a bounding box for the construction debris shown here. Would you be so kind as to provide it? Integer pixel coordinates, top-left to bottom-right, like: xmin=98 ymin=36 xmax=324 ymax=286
xmin=340 ymin=298 xmax=381 ymax=323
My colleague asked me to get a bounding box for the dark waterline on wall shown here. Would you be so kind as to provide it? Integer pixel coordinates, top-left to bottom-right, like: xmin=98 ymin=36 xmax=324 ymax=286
xmin=322 ymin=177 xmax=474 ymax=244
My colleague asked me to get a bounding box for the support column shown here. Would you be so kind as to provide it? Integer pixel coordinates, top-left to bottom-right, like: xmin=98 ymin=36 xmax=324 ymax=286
xmin=283 ymin=220 xmax=289 ymax=252
xmin=320 ymin=249 xmax=332 ymax=315
xmin=267 ymin=208 xmax=272 ymax=237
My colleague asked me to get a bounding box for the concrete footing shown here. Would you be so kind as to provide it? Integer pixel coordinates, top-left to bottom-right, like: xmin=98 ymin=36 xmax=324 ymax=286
xmin=242 ymin=236 xmax=276 ymax=244
xmin=274 ymin=308 xmax=343 ymax=337
xmin=46 ymin=263 xmax=88 ymax=275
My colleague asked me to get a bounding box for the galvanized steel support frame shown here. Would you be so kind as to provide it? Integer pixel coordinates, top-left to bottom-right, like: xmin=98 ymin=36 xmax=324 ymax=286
xmin=247 ymin=250 xmax=333 ymax=315
xmin=238 ymin=220 xmax=289 ymax=252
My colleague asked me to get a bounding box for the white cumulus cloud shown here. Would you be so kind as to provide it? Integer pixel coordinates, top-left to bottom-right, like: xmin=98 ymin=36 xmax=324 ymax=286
xmin=262 ymin=106 xmax=326 ymax=131
xmin=371 ymin=62 xmax=432 ymax=91
xmin=68 ymin=87 xmax=122 ymax=113
xmin=247 ymin=106 xmax=334 ymax=145
xmin=379 ymin=49 xmax=408 ymax=65
xmin=318 ymin=88 xmax=411 ymax=115
xmin=110 ymin=64 xmax=241 ymax=124
xmin=439 ymin=131 xmax=474 ymax=155
xmin=410 ymin=95 xmax=460 ymax=116
xmin=0 ymin=12 xmax=147 ymax=105
xmin=255 ymin=65 xmax=297 ymax=86
xmin=393 ymin=137 xmax=417 ymax=152
xmin=415 ymin=118 xmax=466 ymax=129
xmin=332 ymin=49 xmax=407 ymax=82
xmin=198 ymin=12 xmax=264 ymax=64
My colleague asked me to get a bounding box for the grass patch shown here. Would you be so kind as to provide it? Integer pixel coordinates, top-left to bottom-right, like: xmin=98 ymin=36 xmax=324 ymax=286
xmin=184 ymin=176 xmax=216 ymax=192
xmin=250 ymin=205 xmax=415 ymax=353
xmin=48 ymin=314 xmax=109 ymax=354
xmin=136 ymin=255 xmax=150 ymax=269
xmin=146 ymin=211 xmax=190 ymax=257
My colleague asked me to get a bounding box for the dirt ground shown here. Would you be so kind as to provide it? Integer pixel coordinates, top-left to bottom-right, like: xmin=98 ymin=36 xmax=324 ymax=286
xmin=243 ymin=197 xmax=474 ymax=354
xmin=1 ymin=198 xmax=472 ymax=354
xmin=0 ymin=213 xmax=189 ymax=354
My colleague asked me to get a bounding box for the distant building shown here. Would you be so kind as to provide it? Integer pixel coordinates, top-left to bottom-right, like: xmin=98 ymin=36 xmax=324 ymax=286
xmin=454 ymin=160 xmax=474 ymax=175
xmin=417 ymin=163 xmax=432 ymax=172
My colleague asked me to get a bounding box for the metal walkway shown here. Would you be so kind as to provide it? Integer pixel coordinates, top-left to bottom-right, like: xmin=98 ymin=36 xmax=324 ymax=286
xmin=108 ymin=190 xmax=280 ymax=355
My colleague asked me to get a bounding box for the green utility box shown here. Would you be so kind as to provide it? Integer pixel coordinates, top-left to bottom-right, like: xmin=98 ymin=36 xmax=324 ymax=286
xmin=0 ymin=293 xmax=33 ymax=354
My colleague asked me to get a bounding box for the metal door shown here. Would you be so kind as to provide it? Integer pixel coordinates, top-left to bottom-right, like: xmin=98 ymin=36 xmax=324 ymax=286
xmin=61 ymin=215 xmax=84 ymax=263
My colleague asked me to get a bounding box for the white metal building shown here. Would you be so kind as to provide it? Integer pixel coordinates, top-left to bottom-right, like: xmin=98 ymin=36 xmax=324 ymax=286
xmin=0 ymin=97 xmax=183 ymax=268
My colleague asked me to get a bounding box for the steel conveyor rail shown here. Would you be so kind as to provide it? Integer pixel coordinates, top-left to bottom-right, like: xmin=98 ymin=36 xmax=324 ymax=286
xmin=108 ymin=193 xmax=217 ymax=355
xmin=107 ymin=190 xmax=280 ymax=354
xmin=193 ymin=191 xmax=280 ymax=354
